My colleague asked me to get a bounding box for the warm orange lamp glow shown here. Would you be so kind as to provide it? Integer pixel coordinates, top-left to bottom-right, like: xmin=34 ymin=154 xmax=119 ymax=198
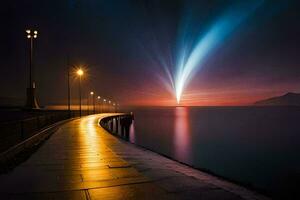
xmin=77 ymin=69 xmax=84 ymax=76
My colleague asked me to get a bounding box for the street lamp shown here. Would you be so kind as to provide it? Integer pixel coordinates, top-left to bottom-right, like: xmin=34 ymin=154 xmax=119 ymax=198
xmin=108 ymin=100 xmax=111 ymax=113
xmin=97 ymin=96 xmax=101 ymax=113
xmin=77 ymin=69 xmax=83 ymax=76
xmin=67 ymin=56 xmax=71 ymax=116
xmin=77 ymin=68 xmax=84 ymax=117
xmin=113 ymin=103 xmax=116 ymax=113
xmin=116 ymin=103 xmax=119 ymax=112
xmin=103 ymin=99 xmax=107 ymax=113
xmin=90 ymin=91 xmax=95 ymax=114
xmin=25 ymin=29 xmax=39 ymax=109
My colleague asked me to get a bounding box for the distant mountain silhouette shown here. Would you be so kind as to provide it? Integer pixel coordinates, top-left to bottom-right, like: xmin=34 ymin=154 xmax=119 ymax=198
xmin=254 ymin=92 xmax=300 ymax=106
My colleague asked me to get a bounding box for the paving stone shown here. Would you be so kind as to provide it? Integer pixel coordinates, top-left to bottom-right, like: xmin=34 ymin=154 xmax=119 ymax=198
xmin=155 ymin=176 xmax=217 ymax=193
xmin=5 ymin=190 xmax=87 ymax=200
xmin=88 ymin=183 xmax=173 ymax=200
xmin=174 ymin=188 xmax=244 ymax=200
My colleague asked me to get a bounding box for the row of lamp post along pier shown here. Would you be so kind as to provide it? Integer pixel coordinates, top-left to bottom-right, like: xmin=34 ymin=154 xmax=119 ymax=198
xmin=24 ymin=28 xmax=119 ymax=115
xmin=89 ymin=91 xmax=118 ymax=115
xmin=75 ymin=69 xmax=119 ymax=117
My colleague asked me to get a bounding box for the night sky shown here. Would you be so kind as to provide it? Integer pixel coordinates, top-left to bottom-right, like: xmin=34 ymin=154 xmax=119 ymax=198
xmin=1 ymin=0 xmax=300 ymax=106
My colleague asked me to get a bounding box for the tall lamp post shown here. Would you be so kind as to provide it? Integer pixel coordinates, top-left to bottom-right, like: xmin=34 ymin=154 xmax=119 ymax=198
xmin=108 ymin=100 xmax=111 ymax=113
xmin=103 ymin=99 xmax=107 ymax=113
xmin=90 ymin=91 xmax=95 ymax=114
xmin=113 ymin=103 xmax=116 ymax=113
xmin=67 ymin=56 xmax=71 ymax=116
xmin=97 ymin=96 xmax=101 ymax=113
xmin=77 ymin=69 xmax=84 ymax=117
xmin=87 ymin=93 xmax=90 ymax=115
xmin=25 ymin=29 xmax=39 ymax=109
xmin=117 ymin=103 xmax=120 ymax=112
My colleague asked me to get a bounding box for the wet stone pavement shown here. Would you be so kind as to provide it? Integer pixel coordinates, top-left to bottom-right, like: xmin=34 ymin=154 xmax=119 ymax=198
xmin=0 ymin=114 xmax=270 ymax=200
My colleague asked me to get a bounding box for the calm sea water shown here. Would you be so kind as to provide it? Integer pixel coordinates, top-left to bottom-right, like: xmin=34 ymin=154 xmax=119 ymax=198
xmin=126 ymin=106 xmax=300 ymax=197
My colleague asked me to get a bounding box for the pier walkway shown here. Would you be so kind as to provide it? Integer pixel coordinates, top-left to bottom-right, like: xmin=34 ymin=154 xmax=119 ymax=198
xmin=0 ymin=114 xmax=269 ymax=200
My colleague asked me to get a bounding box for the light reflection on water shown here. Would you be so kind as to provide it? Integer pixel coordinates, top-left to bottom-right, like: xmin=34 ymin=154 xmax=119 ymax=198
xmin=174 ymin=107 xmax=191 ymax=163
xmin=129 ymin=121 xmax=136 ymax=143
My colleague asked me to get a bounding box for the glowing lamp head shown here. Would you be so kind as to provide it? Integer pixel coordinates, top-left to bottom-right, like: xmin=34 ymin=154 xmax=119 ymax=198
xmin=97 ymin=96 xmax=101 ymax=99
xmin=26 ymin=29 xmax=38 ymax=39
xmin=90 ymin=91 xmax=94 ymax=95
xmin=77 ymin=69 xmax=83 ymax=76
xmin=103 ymin=99 xmax=106 ymax=102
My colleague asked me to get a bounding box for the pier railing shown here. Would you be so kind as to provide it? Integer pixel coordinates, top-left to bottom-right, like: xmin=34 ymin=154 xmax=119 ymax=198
xmin=100 ymin=114 xmax=133 ymax=140
xmin=0 ymin=110 xmax=87 ymax=153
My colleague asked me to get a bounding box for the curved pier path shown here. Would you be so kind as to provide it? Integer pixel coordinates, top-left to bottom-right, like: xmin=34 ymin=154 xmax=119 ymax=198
xmin=0 ymin=114 xmax=269 ymax=200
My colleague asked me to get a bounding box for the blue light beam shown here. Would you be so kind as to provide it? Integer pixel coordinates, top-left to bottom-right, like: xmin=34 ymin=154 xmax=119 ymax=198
xmin=175 ymin=1 xmax=263 ymax=104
